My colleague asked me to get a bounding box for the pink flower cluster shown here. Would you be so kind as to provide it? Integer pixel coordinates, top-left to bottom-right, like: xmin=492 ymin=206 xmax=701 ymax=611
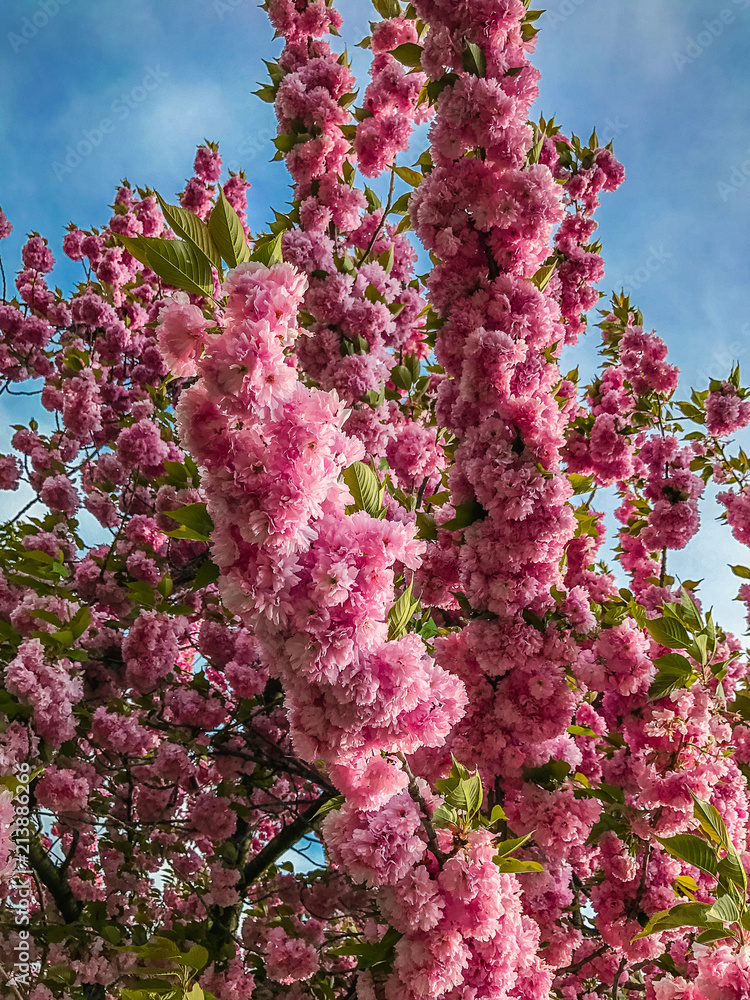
xmin=175 ymin=260 xmax=466 ymax=809
xmin=354 ymin=16 xmax=431 ymax=177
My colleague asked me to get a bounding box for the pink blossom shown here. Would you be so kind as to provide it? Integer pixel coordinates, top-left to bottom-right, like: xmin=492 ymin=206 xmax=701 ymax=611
xmin=157 ymin=299 xmax=209 ymax=377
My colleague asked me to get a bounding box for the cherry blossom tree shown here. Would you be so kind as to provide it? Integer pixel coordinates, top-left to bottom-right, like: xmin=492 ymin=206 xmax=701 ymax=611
xmin=1 ymin=1 xmax=750 ymax=999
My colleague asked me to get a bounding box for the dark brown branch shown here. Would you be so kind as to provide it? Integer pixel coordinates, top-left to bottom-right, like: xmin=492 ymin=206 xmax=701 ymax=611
xmin=29 ymin=834 xmax=105 ymax=1000
xmin=397 ymin=753 xmax=447 ymax=865
xmin=208 ymin=790 xmax=336 ymax=945
xmin=240 ymin=790 xmax=334 ymax=890
xmin=28 ymin=834 xmax=82 ymax=923
xmin=556 ymin=944 xmax=607 ymax=978
xmin=612 ymin=956 xmax=628 ymax=999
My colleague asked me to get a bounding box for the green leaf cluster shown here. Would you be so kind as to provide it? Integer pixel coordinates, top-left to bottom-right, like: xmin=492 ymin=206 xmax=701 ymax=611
xmin=117 ymin=184 xmax=261 ymax=299
xmin=635 ymin=795 xmax=749 ymax=944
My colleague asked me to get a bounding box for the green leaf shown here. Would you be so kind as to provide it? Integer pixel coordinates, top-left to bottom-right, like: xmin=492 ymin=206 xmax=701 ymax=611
xmin=446 ymin=773 xmax=483 ymax=817
xmin=372 ymin=0 xmax=402 ymax=17
xmin=416 ymin=511 xmax=437 ymax=540
xmin=654 ymin=652 xmax=694 ymax=674
xmin=393 ymin=165 xmax=423 ymax=187
xmin=419 ymin=615 xmax=438 ymax=639
xmin=364 ymin=186 xmax=382 ymax=211
xmin=192 ymin=558 xmax=220 ymax=591
xmin=312 ymin=795 xmax=344 ymax=821
xmin=251 ymin=232 xmax=283 ymax=267
xmin=679 ymin=587 xmax=702 ymax=628
xmin=0 ymin=766 xmax=44 ymax=795
xmin=461 ymin=41 xmax=486 ymax=78
xmin=434 ymin=757 xmax=470 ymax=799
xmin=730 ymin=564 xmax=750 ymax=579
xmin=656 ymin=834 xmax=717 ymax=877
xmin=575 ymin=782 xmax=624 ymax=804
xmin=432 ymin=802 xmax=459 ymax=829
xmin=101 ymin=924 xmax=122 ymax=944
xmin=388 ymin=581 xmax=420 ymax=640
xmin=28 ymin=609 xmax=64 ymax=627
xmin=391 ymin=192 xmax=411 ymax=214
xmin=646 ymin=616 xmax=691 ymax=649
xmin=69 ymin=606 xmax=91 ymax=639
xmin=705 ymin=894 xmax=741 ymax=925
xmin=494 ymin=832 xmax=534 ymax=858
xmin=633 ymin=902 xmax=712 ymax=939
xmin=156 ymin=193 xmax=223 ymax=271
xmin=342 ymin=461 xmax=383 ymax=517
xmin=529 ymin=263 xmax=556 ymax=291
xmin=522 ymin=759 xmax=570 ymax=791
xmin=717 ymin=851 xmax=748 ymax=895
xmin=164 ymin=503 xmax=214 ymax=541
xmin=126 ymin=581 xmax=156 ymax=607
xmin=390 ymin=43 xmax=422 ymax=67
xmin=378 ymin=245 xmax=395 ymax=274
xmin=494 ymin=857 xmax=543 ymax=873
xmin=176 ymin=944 xmax=209 ymax=972
xmin=434 ymin=757 xmax=483 ymax=818
xmin=490 ymin=804 xmax=506 ymax=824
xmin=330 ymin=926 xmax=401 ymax=973
xmin=674 ymin=874 xmax=699 ymax=897
xmin=692 ymin=794 xmax=731 ymax=848
xmin=649 ymin=663 xmax=692 ymax=701
xmin=390 ymin=364 xmax=413 ymax=391
xmin=695 ymin=927 xmax=735 ymax=944
xmin=208 ymin=185 xmax=252 ymax=268
xmin=119 ymin=234 xmax=214 ymax=296
xmin=254 ymin=84 xmax=277 ymax=103
xmin=441 ymin=499 xmax=487 ymax=532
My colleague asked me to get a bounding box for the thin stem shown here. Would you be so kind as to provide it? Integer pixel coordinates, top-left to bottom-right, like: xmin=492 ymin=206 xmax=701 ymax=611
xmin=612 ymin=956 xmax=627 ymax=999
xmin=396 ymin=752 xmax=447 ymax=865
xmin=359 ymin=168 xmax=397 ymax=267
xmin=7 ymin=496 xmax=39 ymax=526
xmin=556 ymin=944 xmax=607 ymax=977
xmin=0 ymin=965 xmax=24 ymax=1000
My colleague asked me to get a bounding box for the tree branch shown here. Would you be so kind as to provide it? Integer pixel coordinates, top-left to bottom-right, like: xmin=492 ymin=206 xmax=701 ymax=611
xmin=29 ymin=834 xmax=106 ymax=1000
xmin=28 ymin=833 xmax=82 ymax=923
xmin=240 ymin=790 xmax=333 ymax=889
xmin=208 ymin=790 xmax=336 ymax=945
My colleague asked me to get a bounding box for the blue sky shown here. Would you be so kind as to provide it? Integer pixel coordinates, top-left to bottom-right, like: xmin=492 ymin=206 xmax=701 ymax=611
xmin=1 ymin=0 xmax=750 ymax=634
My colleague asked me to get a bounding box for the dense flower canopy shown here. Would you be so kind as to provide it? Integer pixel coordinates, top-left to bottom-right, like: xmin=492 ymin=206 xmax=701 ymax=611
xmin=1 ymin=2 xmax=750 ymax=1000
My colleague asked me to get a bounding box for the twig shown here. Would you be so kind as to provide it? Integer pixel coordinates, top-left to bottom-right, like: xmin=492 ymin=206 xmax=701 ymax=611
xmin=7 ymin=497 xmax=40 ymax=526
xmin=659 ymin=547 xmax=667 ymax=587
xmin=396 ymin=752 xmax=447 ymax=865
xmin=0 ymin=965 xmax=24 ymax=1000
xmin=556 ymin=944 xmax=607 ymax=977
xmin=612 ymin=956 xmax=627 ymax=999
xmin=359 ymin=168 xmax=397 ymax=267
